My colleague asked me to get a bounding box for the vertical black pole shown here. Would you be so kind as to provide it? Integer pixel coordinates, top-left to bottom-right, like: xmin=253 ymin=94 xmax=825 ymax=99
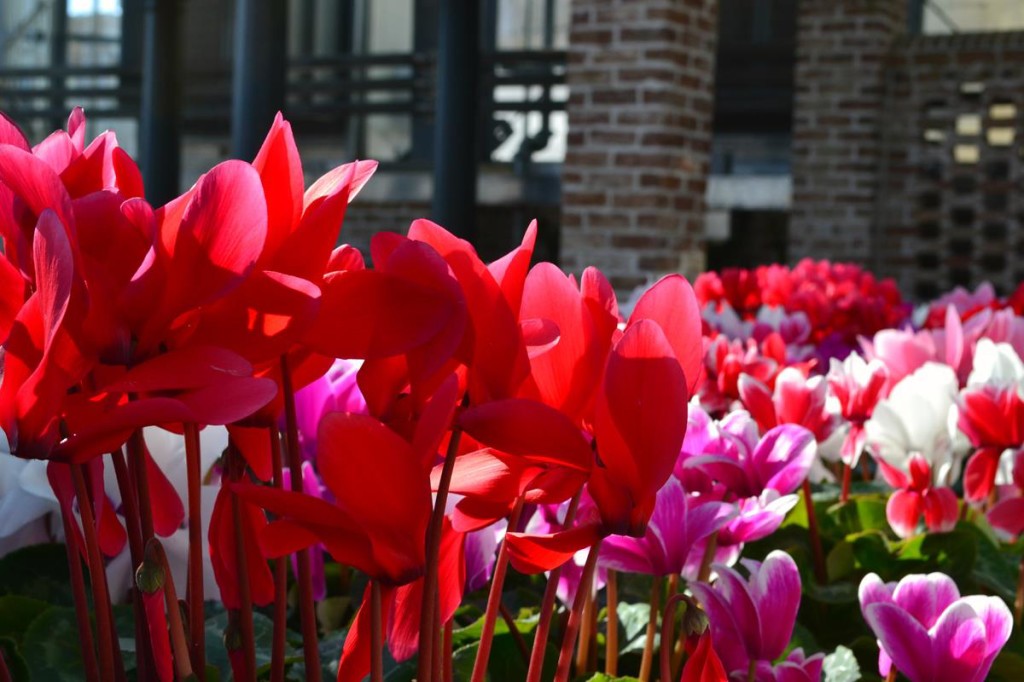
xmin=140 ymin=0 xmax=184 ymax=206
xmin=907 ymin=0 xmax=925 ymax=35
xmin=431 ymin=0 xmax=479 ymax=242
xmin=121 ymin=0 xmax=144 ymax=119
xmin=50 ymin=0 xmax=67 ymax=130
xmin=231 ymin=0 xmax=288 ymax=160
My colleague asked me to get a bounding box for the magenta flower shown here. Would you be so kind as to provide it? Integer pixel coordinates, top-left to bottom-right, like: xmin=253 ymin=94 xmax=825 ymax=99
xmin=750 ymin=648 xmax=824 ymax=682
xmin=859 ymin=572 xmax=1012 ymax=682
xmin=680 ymin=405 xmax=816 ymax=499
xmin=281 ymin=461 xmax=327 ymax=600
xmin=690 ymin=550 xmax=806 ymax=678
xmin=291 ymin=358 xmax=367 ymax=461
xmin=827 ymin=354 xmax=889 ymax=466
xmin=600 ymin=477 xmax=734 ymax=576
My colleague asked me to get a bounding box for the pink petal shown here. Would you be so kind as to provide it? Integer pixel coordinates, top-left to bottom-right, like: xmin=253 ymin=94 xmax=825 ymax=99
xmin=863 ymin=602 xmax=935 ymax=682
xmin=886 ymin=488 xmax=924 ymax=539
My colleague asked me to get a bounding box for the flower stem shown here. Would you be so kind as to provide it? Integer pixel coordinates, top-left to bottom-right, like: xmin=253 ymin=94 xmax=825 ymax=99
xmin=146 ymin=539 xmax=195 ymax=680
xmin=638 ymin=577 xmax=661 ymax=682
xmin=697 ymin=531 xmax=719 ymax=583
xmin=885 ymin=667 xmax=898 ymax=682
xmin=58 ymin=499 xmax=100 ymax=682
xmin=0 ymin=645 xmax=12 ymax=682
xmin=660 ymin=592 xmax=688 ymax=682
xmin=128 ymin=429 xmax=156 ymax=542
xmin=1015 ymin=552 xmax=1024 ymax=626
xmin=71 ymin=463 xmax=121 ymax=682
xmin=371 ymin=581 xmax=384 ymax=682
xmin=280 ymin=354 xmax=322 ymax=681
xmin=500 ymin=602 xmax=530 ymax=662
xmin=442 ymin=619 xmax=454 ymax=682
xmin=268 ymin=426 xmax=288 ymax=682
xmin=525 ymin=489 xmax=582 ymax=682
xmin=748 ymin=658 xmax=757 ymax=682
xmin=840 ymin=462 xmax=852 ymax=503
xmin=575 ymin=583 xmax=594 ymax=675
xmin=227 ymin=448 xmax=256 ymax=681
xmin=183 ymin=422 xmax=206 ymax=677
xmin=470 ymin=496 xmax=525 ymax=682
xmin=111 ymin=450 xmax=154 ymax=682
xmin=802 ymin=479 xmax=827 ymax=584
xmin=554 ymin=537 xmax=603 ymax=682
xmin=418 ymin=426 xmax=464 ymax=682
xmin=605 ymin=569 xmax=619 ymax=676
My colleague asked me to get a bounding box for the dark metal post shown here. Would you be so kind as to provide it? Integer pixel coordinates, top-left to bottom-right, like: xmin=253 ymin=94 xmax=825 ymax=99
xmin=432 ymin=0 xmax=479 ymax=241
xmin=907 ymin=0 xmax=925 ymax=35
xmin=231 ymin=0 xmax=288 ymax=160
xmin=121 ymin=0 xmax=145 ymax=118
xmin=140 ymin=0 xmax=184 ymax=206
xmin=50 ymin=0 xmax=67 ymax=130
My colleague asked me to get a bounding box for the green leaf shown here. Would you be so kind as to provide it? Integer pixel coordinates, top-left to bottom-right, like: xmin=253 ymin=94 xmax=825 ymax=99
xmin=580 ymin=674 xmax=642 ymax=681
xmin=616 ymin=603 xmax=654 ymax=655
xmin=0 ymin=544 xmax=74 ymax=606
xmin=828 ymin=497 xmax=889 ymax=535
xmin=0 ymin=636 xmax=30 ymax=682
xmin=21 ymin=607 xmax=88 ymax=681
xmin=826 ymin=540 xmax=856 ymax=581
xmin=204 ymin=610 xmax=284 ymax=681
xmin=989 ymin=651 xmax=1024 ymax=682
xmin=0 ymin=596 xmax=51 ymax=643
xmin=822 ymin=645 xmax=861 ymax=682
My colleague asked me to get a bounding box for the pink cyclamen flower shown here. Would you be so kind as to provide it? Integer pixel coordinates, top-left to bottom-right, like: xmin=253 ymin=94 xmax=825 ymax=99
xmin=600 ymin=477 xmax=734 ymax=576
xmin=281 ymin=461 xmax=328 ymax=601
xmin=739 ymin=367 xmax=836 ymax=443
xmin=690 ymin=550 xmax=806 ymax=678
xmin=859 ymin=572 xmax=1012 ymax=682
xmin=680 ymin=405 xmax=817 ymax=499
xmin=827 ymin=354 xmax=889 ymax=466
xmin=987 ymin=447 xmax=1024 ymax=539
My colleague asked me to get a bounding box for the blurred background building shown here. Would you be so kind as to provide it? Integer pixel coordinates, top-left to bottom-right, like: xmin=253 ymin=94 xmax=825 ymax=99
xmin=1 ymin=0 xmax=1023 ymax=296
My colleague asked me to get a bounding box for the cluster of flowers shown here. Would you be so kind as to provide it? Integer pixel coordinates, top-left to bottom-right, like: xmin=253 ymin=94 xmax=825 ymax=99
xmin=0 ymin=110 xmax=1018 ymax=682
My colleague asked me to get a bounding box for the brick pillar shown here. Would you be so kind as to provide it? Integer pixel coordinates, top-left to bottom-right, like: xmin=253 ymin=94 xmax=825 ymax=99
xmin=790 ymin=0 xmax=906 ymax=265
xmin=560 ymin=0 xmax=717 ymax=292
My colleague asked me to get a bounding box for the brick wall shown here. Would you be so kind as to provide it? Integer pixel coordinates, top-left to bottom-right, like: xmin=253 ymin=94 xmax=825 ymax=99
xmin=341 ymin=201 xmax=431 ymax=254
xmin=877 ymin=32 xmax=1024 ymax=298
xmin=790 ymin=0 xmax=906 ymax=265
xmin=560 ymin=0 xmax=717 ymax=292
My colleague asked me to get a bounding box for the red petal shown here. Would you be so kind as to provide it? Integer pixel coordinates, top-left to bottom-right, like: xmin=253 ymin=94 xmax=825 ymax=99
xmin=56 ymin=398 xmax=193 ymax=463
xmin=487 ymin=220 xmax=537 ymax=315
xmin=327 ymin=244 xmax=365 ymax=273
xmin=227 ymin=425 xmax=273 ymax=481
xmin=388 ymin=518 xmax=465 ymax=661
xmin=105 ymin=345 xmax=256 ymax=393
xmin=506 ymin=521 xmax=602 ymax=574
xmin=522 ymin=263 xmax=605 ymax=420
xmin=411 ymin=373 xmax=460 ymax=469
xmin=0 ymin=114 xmax=30 ymax=150
xmin=628 ymin=274 xmax=704 ymax=393
xmin=146 ymin=446 xmax=185 ymax=537
xmin=269 ymin=160 xmax=378 ymax=280
xmin=141 ymin=590 xmax=174 ymax=682
xmin=306 ymin=269 xmax=454 ymax=359
xmin=680 ymin=632 xmax=728 ymax=682
xmin=175 ymin=376 xmax=278 ymax=425
xmin=251 ymin=112 xmax=303 ymax=261
xmin=208 ymin=486 xmax=274 ymax=609
xmin=886 ymin=488 xmax=924 ymax=538
xmin=157 ymin=160 xmax=267 ymax=319
xmin=408 ymin=219 xmax=531 ymax=401
xmin=592 ymin=320 xmax=688 ymax=523
xmin=0 ymin=145 xmax=75 ymax=247
xmin=337 ymin=584 xmax=393 ymax=682
xmin=98 ymin=493 xmax=128 ymax=557
xmin=318 ymin=413 xmax=429 ymax=582
xmin=964 ymin=447 xmax=1002 ymax=502
xmin=459 ymin=398 xmax=593 ymax=471
xmin=0 ymin=252 xmax=25 ymax=341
